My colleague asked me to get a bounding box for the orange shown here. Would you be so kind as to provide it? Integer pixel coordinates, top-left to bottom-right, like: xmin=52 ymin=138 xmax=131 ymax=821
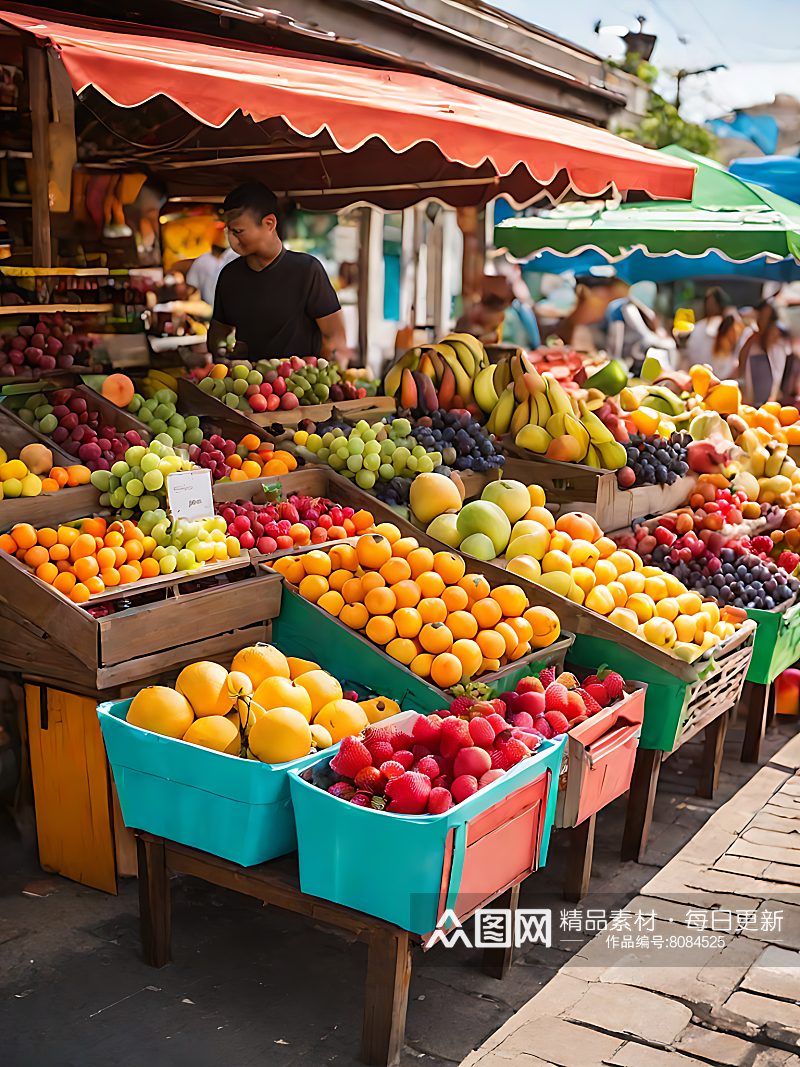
xmin=494 ymin=620 xmax=519 ymax=656
xmin=430 ymin=652 xmax=462 ymax=689
xmin=253 ymin=676 xmax=313 ymax=720
xmin=317 ymin=590 xmax=345 ymax=616
xmin=69 ymin=583 xmax=90 ymax=603
xmin=593 ymin=559 xmax=618 ymax=585
xmin=340 ymin=602 xmax=369 ymax=630
xmin=104 ymin=531 xmax=124 ymax=548
xmin=140 ymin=558 xmax=160 ymax=579
xmin=84 ymin=575 xmax=105 ymax=594
xmin=374 ymin=522 xmax=401 ymax=544
xmin=476 ymin=628 xmax=505 ymax=659
xmin=49 ymin=466 xmax=69 ymax=488
xmin=303 ymin=550 xmax=332 ymax=577
xmin=282 ymin=558 xmax=306 ymax=585
xmin=356 ymin=533 xmax=392 ymax=570
xmin=40 ymin=479 xmax=60 ymax=493
xmin=366 ymin=615 xmax=396 ymax=645
xmin=24 ymin=545 xmax=50 ymax=569
xmin=526 ymin=505 xmax=555 ymax=531
xmin=418 ymin=597 xmax=447 ymax=624
xmin=328 ymin=568 xmax=351 ymax=593
xmin=472 ymin=597 xmax=503 ymax=629
xmin=391 ymin=536 xmax=419 ymax=559
xmin=126 ymin=560 xmax=143 ymax=579
xmin=289 ymin=523 xmax=311 ymax=545
xmin=299 ymin=574 xmax=329 ymax=603
xmin=386 ymin=638 xmax=418 ymax=666
xmin=56 ymin=559 xmax=73 ymax=573
xmin=352 ymin=510 xmax=374 ymax=531
xmin=53 ymin=571 xmax=76 ymax=595
xmin=272 ymin=450 xmax=297 ymax=471
xmin=66 ymin=465 xmax=91 ymax=486
xmin=112 ymin=546 xmax=128 ymax=568
xmin=490 ymin=584 xmax=527 ymax=618
xmin=124 ymin=539 xmax=144 ymax=561
xmin=100 ymin=567 xmax=121 ymax=586
xmin=446 ymin=610 xmax=479 ymax=640
xmin=407 ymin=547 xmax=435 ymax=579
xmin=95 ymin=537 xmax=105 ymax=553
xmin=594 ymin=537 xmax=617 ymax=559
xmin=73 ymin=555 xmax=100 ymax=582
xmin=81 ymin=517 xmax=106 ymax=538
xmin=70 ymin=533 xmax=97 ymax=562
xmin=620 ymin=570 xmax=646 ymax=596
xmin=391 ymin=579 xmax=421 ymax=608
xmin=240 ymin=433 xmax=261 ymax=451
xmin=394 ymin=606 xmax=423 ymax=639
xmin=241 ymin=460 xmax=262 ymax=480
xmin=607 ymin=581 xmax=628 ymax=608
xmin=416 ymin=570 xmax=446 ymax=599
xmin=379 ymin=556 xmax=412 ymax=585
xmin=36 ymin=527 xmax=58 ymax=549
xmin=441 ymin=585 xmax=469 ymax=613
xmin=410 ymin=653 xmax=435 ymax=678
xmin=361 ymin=571 xmax=386 ymax=594
xmin=365 ymin=586 xmax=397 ymax=615
xmin=458 ymin=573 xmax=490 ymax=602
xmin=342 ymin=577 xmax=365 ymax=604
xmin=231 ymin=644 xmax=290 ymax=687
xmin=507 ymin=616 xmax=533 ymax=646
xmin=263 ymin=459 xmax=289 ymax=476
xmin=433 ymin=551 xmax=465 ymax=585
xmin=35 ymin=561 xmax=58 ymax=584
xmin=524 ymin=606 xmax=561 ymax=648
xmin=313 ymin=698 xmax=368 ymax=744
xmin=419 ymin=622 xmax=453 ymax=654
xmin=510 ymin=642 xmax=530 ymax=661
xmin=97 ymin=547 xmax=117 ymax=570
xmin=342 ymin=519 xmax=356 ymax=537
xmin=57 ymin=525 xmax=80 ymax=548
xmin=327 ymin=525 xmax=347 ymax=541
xmin=329 ymin=543 xmax=358 ymax=571
xmin=10 ymin=523 xmax=36 ymax=550
xmin=452 ymin=638 xmax=482 ymax=679
xmin=0 ymin=533 xmax=16 ymax=554
xmin=118 ymin=564 xmax=140 ymax=585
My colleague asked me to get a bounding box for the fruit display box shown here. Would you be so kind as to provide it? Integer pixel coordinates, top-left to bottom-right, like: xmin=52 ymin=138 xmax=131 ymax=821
xmin=567 ymin=620 xmax=756 ymax=752
xmin=501 ymin=450 xmax=698 ymax=531
xmin=0 ymin=547 xmax=283 ymax=688
xmin=178 ymin=376 xmax=396 ymax=430
xmin=745 ymin=599 xmax=800 ymax=685
xmin=274 ymin=585 xmax=575 ymax=707
xmin=288 ymin=710 xmax=565 ymax=935
xmin=555 ymin=680 xmax=646 ymax=829
xmin=175 ymin=378 xmax=291 ymax=442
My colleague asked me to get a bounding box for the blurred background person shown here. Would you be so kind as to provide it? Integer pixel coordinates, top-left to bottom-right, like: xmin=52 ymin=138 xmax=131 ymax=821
xmin=737 ymin=298 xmax=792 ymax=406
xmin=683 ymin=286 xmax=745 ymax=379
xmin=186 ymin=221 xmax=238 ymax=308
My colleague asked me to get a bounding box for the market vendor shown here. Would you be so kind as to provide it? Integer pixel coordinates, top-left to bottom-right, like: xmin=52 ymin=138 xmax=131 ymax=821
xmin=207 ymin=182 xmax=352 ymax=365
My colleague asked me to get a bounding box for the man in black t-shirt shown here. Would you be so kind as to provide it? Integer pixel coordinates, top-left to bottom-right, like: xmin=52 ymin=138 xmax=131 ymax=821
xmin=208 ymin=182 xmax=352 ymax=364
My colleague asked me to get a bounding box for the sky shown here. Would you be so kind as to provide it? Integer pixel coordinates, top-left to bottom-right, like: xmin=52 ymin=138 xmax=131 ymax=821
xmin=495 ymin=0 xmax=800 ymax=124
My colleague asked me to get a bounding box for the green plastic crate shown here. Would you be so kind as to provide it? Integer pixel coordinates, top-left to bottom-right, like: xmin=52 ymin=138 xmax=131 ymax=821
xmin=746 ymin=602 xmax=800 ymax=685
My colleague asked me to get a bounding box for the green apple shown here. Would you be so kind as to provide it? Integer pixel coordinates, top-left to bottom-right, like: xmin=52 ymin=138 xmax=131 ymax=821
xmin=481 ymin=479 xmax=532 ymax=523
xmin=455 ymin=500 xmax=511 ymax=555
xmin=459 ymin=533 xmax=496 ymax=561
xmin=426 ymin=513 xmax=462 ymax=548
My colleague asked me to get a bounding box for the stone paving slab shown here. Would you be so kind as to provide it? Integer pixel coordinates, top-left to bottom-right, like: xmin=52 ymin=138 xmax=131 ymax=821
xmin=461 ymin=733 xmax=800 ymax=1067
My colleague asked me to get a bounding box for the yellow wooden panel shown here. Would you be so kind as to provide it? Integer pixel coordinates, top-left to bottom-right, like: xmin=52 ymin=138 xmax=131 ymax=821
xmin=25 ymin=684 xmax=117 ymax=894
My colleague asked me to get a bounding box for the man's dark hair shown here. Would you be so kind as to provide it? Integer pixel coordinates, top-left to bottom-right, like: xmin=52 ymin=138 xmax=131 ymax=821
xmin=223 ymin=182 xmax=279 ymax=223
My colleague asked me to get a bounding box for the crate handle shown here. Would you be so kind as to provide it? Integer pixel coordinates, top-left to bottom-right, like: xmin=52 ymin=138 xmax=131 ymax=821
xmin=586 ymin=721 xmax=641 ymax=769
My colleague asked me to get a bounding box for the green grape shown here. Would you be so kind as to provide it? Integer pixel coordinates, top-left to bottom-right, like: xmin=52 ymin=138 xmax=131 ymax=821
xmin=160 ymin=554 xmax=178 ymax=574
xmin=143 ymin=470 xmax=164 ymax=492
xmin=370 ymin=422 xmax=385 ymax=433
xmin=317 ymin=447 xmax=331 ymax=462
xmin=379 ymin=463 xmax=395 ymax=481
xmin=336 ymin=447 xmax=350 ymax=461
xmin=109 ymin=475 xmax=121 ymax=491
xmin=123 ymin=493 xmax=139 ymax=509
xmin=417 ymin=455 xmax=434 ymax=474
xmin=355 ymin=420 xmax=370 ymax=433
xmin=361 ymin=429 xmax=376 ymax=443
xmin=380 ymin=438 xmax=396 ymax=456
xmin=322 ymin=432 xmax=335 ymax=448
xmin=412 ymin=445 xmax=426 ymax=459
xmin=98 ymin=492 xmax=111 ymax=506
xmin=346 ymin=454 xmax=363 ymax=472
xmin=355 ymin=468 xmax=376 ymax=489
xmin=232 ymin=364 xmax=249 ymax=379
xmin=306 ymin=434 xmax=322 ymax=452
xmin=332 ymin=427 xmax=345 ymax=438
xmin=392 ymin=417 xmax=411 ymax=436
xmin=141 ymin=452 xmax=160 ymax=473
xmin=184 ymin=415 xmax=200 ymax=429
xmin=110 ymin=486 xmax=126 ymax=508
xmin=198 ymin=377 xmax=215 ymax=393
xmin=406 ymin=455 xmax=418 ymax=471
xmin=363 ymin=452 xmax=381 ymax=471
xmin=363 ymin=440 xmax=381 ymax=455
xmin=139 ymin=495 xmax=161 ymax=512
xmin=126 ymin=478 xmax=144 ymax=497
xmin=90 ymin=470 xmax=111 ymax=492
xmin=428 ymin=452 xmax=442 ymax=465
xmin=328 ymin=454 xmax=346 ymax=470
xmin=393 ymin=446 xmax=410 ymax=465
xmin=348 ymin=437 xmax=365 ymax=455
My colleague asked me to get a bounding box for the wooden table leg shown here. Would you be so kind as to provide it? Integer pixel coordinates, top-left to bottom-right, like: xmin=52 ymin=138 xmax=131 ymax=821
xmin=697 ymin=710 xmax=729 ymax=799
xmin=563 ymin=813 xmax=596 ymax=903
xmin=360 ymin=927 xmax=413 ymax=1067
xmin=741 ymin=680 xmax=769 ymax=764
xmin=137 ymin=836 xmax=171 ymax=968
xmin=621 ymin=748 xmax=662 ymax=863
xmin=481 ymin=882 xmax=521 ymax=979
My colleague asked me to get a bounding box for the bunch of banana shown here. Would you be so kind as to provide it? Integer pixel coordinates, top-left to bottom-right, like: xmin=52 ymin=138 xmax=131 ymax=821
xmin=142 ymin=367 xmax=181 ymax=399
xmin=619 ymin=383 xmax=685 ymax=418
xmin=733 ymin=428 xmax=800 ymax=505
xmin=383 ymin=333 xmax=490 ymax=411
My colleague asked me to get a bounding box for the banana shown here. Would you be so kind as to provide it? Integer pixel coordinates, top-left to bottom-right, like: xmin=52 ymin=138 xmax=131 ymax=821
xmin=485 ymin=383 xmax=515 ymax=436
xmin=583 ymin=443 xmax=602 ymax=468
xmin=433 ymin=343 xmax=473 ymax=403
xmin=738 ymin=429 xmax=761 ymax=456
xmin=781 ymin=457 xmax=798 ymax=479
xmin=515 ymin=424 xmax=552 ymax=453
xmin=426 ymin=349 xmax=445 ymax=383
xmin=596 ymin=440 xmax=628 ymax=470
xmin=578 ymin=399 xmax=616 ymax=444
xmin=533 ymin=390 xmax=552 ymax=428
xmin=546 ymin=412 xmax=567 ymax=438
xmin=543 ymin=372 xmax=572 ymax=416
xmin=418 ymin=352 xmax=437 ymax=379
xmin=765 ymin=444 xmax=789 ymax=478
xmin=448 ymin=338 xmax=476 ymax=379
xmin=510 ymin=354 xmax=527 ymax=402
xmin=509 ymin=396 xmax=530 ymax=437
xmin=493 ymin=359 xmax=511 ymax=395
xmin=473 ymin=365 xmax=500 ymax=413
xmin=444 ymin=332 xmax=485 ymax=368
xmin=748 ymin=446 xmax=769 ymax=479
xmin=383 ymin=348 xmax=420 ymax=398
xmin=564 ymin=412 xmax=590 ymax=458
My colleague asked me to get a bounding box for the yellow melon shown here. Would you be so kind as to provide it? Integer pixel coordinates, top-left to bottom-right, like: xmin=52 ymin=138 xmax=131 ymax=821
xmin=126 ymin=686 xmax=194 ymax=738
xmin=253 ymin=676 xmax=313 ymax=721
xmin=183 ymin=715 xmax=240 ymax=754
xmin=230 ymin=643 xmax=290 ymax=688
xmin=176 ymin=660 xmax=231 ymax=718
xmin=286 ymin=656 xmax=320 ymax=679
xmin=248 ymin=707 xmax=312 ymax=764
xmin=295 ymin=670 xmax=343 ymax=716
xmin=314 ymin=699 xmax=368 ymax=743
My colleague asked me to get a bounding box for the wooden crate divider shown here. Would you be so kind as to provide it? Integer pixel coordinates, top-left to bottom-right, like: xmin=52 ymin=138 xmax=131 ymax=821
xmin=676 ymin=622 xmax=756 ymax=747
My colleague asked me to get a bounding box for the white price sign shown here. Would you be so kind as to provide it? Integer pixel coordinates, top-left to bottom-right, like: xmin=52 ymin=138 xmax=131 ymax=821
xmin=166 ymin=469 xmax=215 ymax=521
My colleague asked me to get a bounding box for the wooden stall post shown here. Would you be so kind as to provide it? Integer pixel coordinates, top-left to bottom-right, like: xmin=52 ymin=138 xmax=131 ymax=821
xmin=620 ymin=748 xmax=662 ymax=863
xmin=25 ymin=42 xmax=52 ymax=267
xmin=481 ymin=882 xmax=520 ymax=979
xmin=741 ymin=680 xmax=770 ymax=764
xmin=137 ymin=836 xmax=172 ymax=968
xmin=361 ymin=927 xmax=414 ymax=1067
xmin=564 ymin=814 xmax=597 ymax=903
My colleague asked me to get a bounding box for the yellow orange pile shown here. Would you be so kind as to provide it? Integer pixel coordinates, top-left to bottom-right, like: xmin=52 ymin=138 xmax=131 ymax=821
xmin=226 ymin=433 xmax=298 ymax=481
xmin=272 ymin=528 xmax=562 ymax=688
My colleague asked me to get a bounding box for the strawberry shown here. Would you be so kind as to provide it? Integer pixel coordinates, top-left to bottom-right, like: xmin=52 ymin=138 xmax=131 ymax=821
xmin=448 ymin=696 xmax=474 ymax=718
xmin=417 ymin=755 xmax=441 ymax=780
xmin=581 ymin=674 xmax=602 ymax=688
xmin=468 ymin=716 xmax=496 ymax=748
xmin=489 ymin=746 xmax=510 ymax=770
xmin=380 ymin=760 xmax=406 ymax=781
xmin=390 ymin=730 xmax=415 ymax=751
xmin=412 ymin=744 xmax=434 ymax=761
xmin=574 ymin=688 xmax=603 ymax=716
xmin=533 ymin=716 xmax=554 ymax=739
xmin=354 ymin=766 xmax=385 ymax=793
xmin=555 ymin=672 xmax=579 ymax=690
xmin=516 ymin=731 xmax=542 ymax=751
xmin=385 ymin=771 xmax=431 ymax=814
xmin=517 ymin=690 xmax=545 ymax=718
xmin=364 ymin=725 xmax=393 ymax=745
xmin=427 ymin=787 xmax=454 ymax=814
xmin=539 ymin=666 xmax=556 ymax=688
xmin=601 ymin=672 xmax=625 ymax=700
xmin=394 ymin=749 xmax=414 ymax=770
xmin=432 ymin=773 xmax=454 ymax=790
xmin=366 ymin=740 xmax=394 ymax=766
xmin=544 ymin=682 xmax=570 ymax=713
xmin=452 ymin=775 xmax=479 ymax=804
xmin=413 ymin=714 xmax=443 ymax=749
xmin=499 ymin=737 xmax=530 ymax=766
xmin=516 ymin=676 xmax=543 ymax=695
xmin=479 ymin=769 xmax=506 ymax=788
xmin=485 ymin=712 xmax=508 ymax=736
xmin=500 ymin=690 xmax=520 ymax=716
xmin=350 ymin=791 xmax=372 ymax=806
xmin=438 ymin=707 xmax=454 ymax=718
xmin=514 ymin=711 xmax=534 ymax=730
xmin=433 ymin=753 xmax=454 ymax=776
xmin=328 ymin=782 xmax=355 ymax=800
xmin=440 ymin=717 xmax=473 ymax=758
xmin=331 ymin=736 xmax=372 ymax=778
xmin=584 ymin=683 xmax=609 ymax=708
xmin=489 ymin=698 xmax=507 ymax=718
xmin=544 ymin=710 xmax=570 ymax=735
xmin=567 ymin=691 xmax=586 ymax=717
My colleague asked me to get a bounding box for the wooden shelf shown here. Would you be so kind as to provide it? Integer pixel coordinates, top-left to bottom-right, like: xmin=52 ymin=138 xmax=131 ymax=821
xmin=0 ymin=267 xmax=111 ymax=277
xmin=0 ymin=303 xmax=113 ymax=315
xmin=85 ymin=552 xmax=250 ymax=603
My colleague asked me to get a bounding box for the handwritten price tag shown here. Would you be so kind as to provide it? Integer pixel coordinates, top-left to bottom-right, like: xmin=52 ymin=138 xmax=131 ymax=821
xmin=166 ymin=469 xmax=215 ymax=522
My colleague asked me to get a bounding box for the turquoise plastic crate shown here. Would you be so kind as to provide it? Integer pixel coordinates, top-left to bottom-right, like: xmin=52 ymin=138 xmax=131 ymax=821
xmin=98 ymin=698 xmax=335 ymax=867
xmin=288 ymin=713 xmax=565 ymax=935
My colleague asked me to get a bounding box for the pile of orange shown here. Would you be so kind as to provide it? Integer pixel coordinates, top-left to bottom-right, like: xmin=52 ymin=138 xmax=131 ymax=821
xmin=226 ymin=434 xmax=298 ymax=482
xmin=1 ymin=517 xmax=162 ymax=603
xmin=272 ymin=528 xmax=562 ymax=689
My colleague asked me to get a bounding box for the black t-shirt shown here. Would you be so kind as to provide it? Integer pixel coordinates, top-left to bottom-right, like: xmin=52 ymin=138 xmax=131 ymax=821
xmin=213 ymin=248 xmax=340 ymax=360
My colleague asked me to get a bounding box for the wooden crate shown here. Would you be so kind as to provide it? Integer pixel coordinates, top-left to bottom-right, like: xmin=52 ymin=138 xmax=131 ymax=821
xmin=675 ymin=621 xmax=756 ymax=747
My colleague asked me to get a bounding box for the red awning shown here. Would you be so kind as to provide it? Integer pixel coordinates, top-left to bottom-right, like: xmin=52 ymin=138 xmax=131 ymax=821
xmin=2 ymin=9 xmax=696 ymax=210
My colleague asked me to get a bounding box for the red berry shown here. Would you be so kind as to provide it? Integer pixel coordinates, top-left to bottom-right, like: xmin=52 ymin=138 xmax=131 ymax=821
xmin=516 ymin=676 xmax=543 ymax=695
xmin=584 ymin=683 xmax=609 ymax=708
xmin=601 ymin=672 xmax=625 ymax=700
xmin=385 ymin=771 xmax=431 ymax=814
xmin=539 ymin=666 xmax=556 ymax=688
xmin=489 ymin=698 xmax=507 ymax=718
xmin=432 ymin=773 xmax=453 ymax=790
xmin=517 ymin=691 xmax=545 ymax=718
xmin=489 ymin=746 xmax=510 ymax=770
xmin=499 ymin=737 xmax=529 ymax=766
xmin=394 ymin=749 xmax=414 ymax=770
xmin=328 ymin=782 xmax=355 ymax=800
xmin=574 ymin=688 xmax=603 ymax=716
xmin=479 ymin=769 xmax=506 ymax=788
xmin=544 ymin=682 xmax=570 ymax=714
xmin=484 ymin=713 xmax=508 ymax=736
xmin=366 ymin=740 xmax=394 ymax=766
xmin=440 ymin=717 xmax=473 ymax=759
xmin=427 ymin=787 xmax=453 ymax=814
xmin=350 ymin=791 xmax=372 ymax=806
xmin=544 ymin=710 xmax=570 ymax=735
xmin=354 ymin=766 xmax=385 ymax=793
xmin=417 ymin=755 xmax=441 ymax=779
xmin=448 ymin=696 xmax=474 ymax=717
xmin=330 ymin=736 xmax=372 ymax=778
xmin=468 ymin=716 xmax=496 ymax=748
xmin=533 ymin=716 xmax=554 ymax=739
xmin=412 ymin=744 xmax=433 ymax=761
xmin=514 ymin=711 xmax=534 ymax=730
xmin=380 ymin=760 xmax=406 ymax=781
xmin=582 ymin=675 xmax=602 ymax=687
xmin=390 ymin=730 xmax=415 ymax=751
xmin=566 ymin=691 xmax=586 ymax=717
xmin=413 ymin=714 xmax=443 ymax=749
xmin=451 ymin=774 xmax=479 ymax=804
